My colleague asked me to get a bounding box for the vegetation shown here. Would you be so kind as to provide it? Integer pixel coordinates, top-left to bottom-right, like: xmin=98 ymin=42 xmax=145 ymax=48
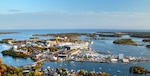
xmin=0 ymin=32 xmax=19 ymax=34
xmin=0 ymin=38 xmax=14 ymax=44
xmin=1 ymin=50 xmax=28 ymax=58
xmin=82 ymin=33 xmax=97 ymax=38
xmin=26 ymin=71 xmax=41 ymax=76
xmin=97 ymin=32 xmax=122 ymax=37
xmin=0 ymin=58 xmax=42 ymax=76
xmin=113 ymin=38 xmax=136 ymax=45
xmin=18 ymin=45 xmax=43 ymax=53
xmin=78 ymin=69 xmax=86 ymax=75
xmin=146 ymin=45 xmax=150 ymax=48
xmin=32 ymin=33 xmax=81 ymax=39
xmin=18 ymin=45 xmax=58 ymax=53
xmin=143 ymin=38 xmax=150 ymax=42
xmin=129 ymin=66 xmax=148 ymax=74
xmin=129 ymin=32 xmax=150 ymax=38
xmin=0 ymin=63 xmax=24 ymax=76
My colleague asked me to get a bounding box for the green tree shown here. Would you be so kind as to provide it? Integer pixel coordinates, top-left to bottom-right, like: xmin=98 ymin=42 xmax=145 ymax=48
xmin=18 ymin=72 xmax=23 ymax=76
xmin=14 ymin=67 xmax=20 ymax=74
xmin=78 ymin=69 xmax=86 ymax=75
xmin=0 ymin=64 xmax=7 ymax=71
xmin=6 ymin=73 xmax=11 ymax=76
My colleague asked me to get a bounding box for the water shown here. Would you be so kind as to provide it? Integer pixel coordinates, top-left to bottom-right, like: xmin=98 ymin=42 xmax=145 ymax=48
xmin=0 ymin=29 xmax=150 ymax=76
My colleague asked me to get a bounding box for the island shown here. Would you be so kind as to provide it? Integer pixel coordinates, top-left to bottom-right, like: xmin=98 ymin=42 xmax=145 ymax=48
xmin=143 ymin=38 xmax=150 ymax=42
xmin=0 ymin=32 xmax=19 ymax=34
xmin=146 ymin=45 xmax=150 ymax=48
xmin=129 ymin=32 xmax=150 ymax=38
xmin=129 ymin=66 xmax=150 ymax=74
xmin=96 ymin=32 xmax=122 ymax=37
xmin=113 ymin=38 xmax=136 ymax=45
xmin=1 ymin=50 xmax=28 ymax=58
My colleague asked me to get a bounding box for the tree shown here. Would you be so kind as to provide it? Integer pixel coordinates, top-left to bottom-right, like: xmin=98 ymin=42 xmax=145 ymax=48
xmin=34 ymin=71 xmax=41 ymax=76
xmin=14 ymin=67 xmax=20 ymax=74
xmin=78 ymin=69 xmax=86 ymax=75
xmin=0 ymin=64 xmax=7 ymax=72
xmin=6 ymin=73 xmax=11 ymax=76
xmin=18 ymin=72 xmax=23 ymax=76
xmin=0 ymin=58 xmax=2 ymax=64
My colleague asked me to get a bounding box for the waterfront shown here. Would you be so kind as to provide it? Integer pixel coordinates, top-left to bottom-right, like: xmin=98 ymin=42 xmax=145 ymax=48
xmin=0 ymin=29 xmax=150 ymax=76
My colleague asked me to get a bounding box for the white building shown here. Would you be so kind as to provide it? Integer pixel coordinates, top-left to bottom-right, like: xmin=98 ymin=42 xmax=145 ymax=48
xmin=119 ymin=54 xmax=124 ymax=59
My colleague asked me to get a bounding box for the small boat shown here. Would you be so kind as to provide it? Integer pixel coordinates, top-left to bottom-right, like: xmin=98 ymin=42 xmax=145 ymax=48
xmin=117 ymin=70 xmax=121 ymax=73
xmin=99 ymin=67 xmax=102 ymax=70
xmin=70 ymin=61 xmax=74 ymax=64
xmin=91 ymin=41 xmax=93 ymax=44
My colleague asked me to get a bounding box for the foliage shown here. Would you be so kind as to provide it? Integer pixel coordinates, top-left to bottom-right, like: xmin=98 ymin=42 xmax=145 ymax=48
xmin=2 ymin=50 xmax=28 ymax=58
xmin=129 ymin=32 xmax=150 ymax=38
xmin=26 ymin=71 xmax=41 ymax=76
xmin=143 ymin=38 xmax=150 ymax=42
xmin=129 ymin=66 xmax=147 ymax=74
xmin=146 ymin=45 xmax=150 ymax=48
xmin=78 ymin=69 xmax=86 ymax=75
xmin=113 ymin=38 xmax=136 ymax=45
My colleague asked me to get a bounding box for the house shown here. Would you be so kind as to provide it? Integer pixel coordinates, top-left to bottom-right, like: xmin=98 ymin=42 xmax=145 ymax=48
xmin=68 ymin=50 xmax=80 ymax=55
xmin=118 ymin=54 xmax=124 ymax=59
xmin=46 ymin=41 xmax=57 ymax=47
xmin=122 ymin=59 xmax=129 ymax=63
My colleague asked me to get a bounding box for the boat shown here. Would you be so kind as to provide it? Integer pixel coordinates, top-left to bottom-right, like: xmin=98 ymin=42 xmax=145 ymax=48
xmin=70 ymin=61 xmax=74 ymax=64
xmin=91 ymin=41 xmax=93 ymax=44
xmin=117 ymin=70 xmax=121 ymax=73
xmin=99 ymin=67 xmax=102 ymax=70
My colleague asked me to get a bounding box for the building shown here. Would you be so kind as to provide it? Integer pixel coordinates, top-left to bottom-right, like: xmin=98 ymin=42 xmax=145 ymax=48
xmin=118 ymin=54 xmax=124 ymax=59
xmin=46 ymin=41 xmax=57 ymax=47
xmin=66 ymin=42 xmax=89 ymax=50
xmin=68 ymin=50 xmax=80 ymax=55
xmin=122 ymin=59 xmax=129 ymax=63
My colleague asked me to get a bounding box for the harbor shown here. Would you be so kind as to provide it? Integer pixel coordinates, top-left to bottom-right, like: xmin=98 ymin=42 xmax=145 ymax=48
xmin=0 ymin=29 xmax=150 ymax=76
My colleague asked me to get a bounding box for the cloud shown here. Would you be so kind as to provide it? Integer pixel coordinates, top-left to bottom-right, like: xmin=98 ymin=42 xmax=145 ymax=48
xmin=8 ymin=10 xmax=21 ymax=12
xmin=0 ymin=11 xmax=150 ymax=29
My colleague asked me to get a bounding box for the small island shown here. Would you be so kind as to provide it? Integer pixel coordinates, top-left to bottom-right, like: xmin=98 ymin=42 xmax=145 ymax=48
xmin=146 ymin=45 xmax=150 ymax=48
xmin=1 ymin=50 xmax=28 ymax=58
xmin=143 ymin=38 xmax=150 ymax=42
xmin=129 ymin=66 xmax=150 ymax=74
xmin=0 ymin=32 xmax=19 ymax=34
xmin=113 ymin=38 xmax=136 ymax=45
xmin=129 ymin=32 xmax=150 ymax=38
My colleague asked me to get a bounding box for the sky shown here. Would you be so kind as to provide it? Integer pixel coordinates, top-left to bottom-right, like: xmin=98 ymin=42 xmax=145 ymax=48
xmin=0 ymin=0 xmax=150 ymax=29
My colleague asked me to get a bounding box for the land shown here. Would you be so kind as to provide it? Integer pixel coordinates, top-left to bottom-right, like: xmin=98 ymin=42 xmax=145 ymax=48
xmin=128 ymin=32 xmax=150 ymax=38
xmin=96 ymin=32 xmax=122 ymax=37
xmin=0 ymin=32 xmax=19 ymax=34
xmin=146 ymin=45 xmax=150 ymax=48
xmin=0 ymin=32 xmax=150 ymax=76
xmin=129 ymin=66 xmax=150 ymax=74
xmin=1 ymin=50 xmax=28 ymax=58
xmin=143 ymin=38 xmax=150 ymax=42
xmin=0 ymin=58 xmax=110 ymax=76
xmin=113 ymin=38 xmax=136 ymax=45
xmin=96 ymin=32 xmax=150 ymax=38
